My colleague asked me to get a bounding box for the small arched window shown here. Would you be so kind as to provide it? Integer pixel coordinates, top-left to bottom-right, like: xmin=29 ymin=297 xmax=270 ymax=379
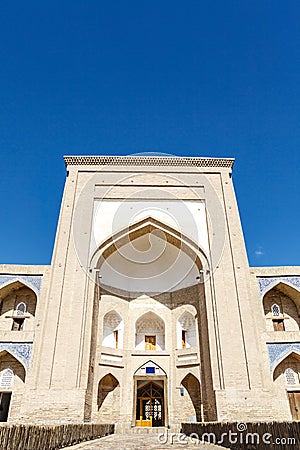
xmin=285 ymin=368 xmax=298 ymax=386
xmin=102 ymin=311 xmax=123 ymax=349
xmin=0 ymin=369 xmax=14 ymax=389
xmin=271 ymin=304 xmax=281 ymax=317
xmin=177 ymin=312 xmax=196 ymax=349
xmin=16 ymin=302 xmax=26 ymax=316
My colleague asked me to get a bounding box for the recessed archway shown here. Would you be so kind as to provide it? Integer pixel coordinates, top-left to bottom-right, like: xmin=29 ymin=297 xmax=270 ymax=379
xmin=0 ymin=350 xmax=26 ymax=422
xmin=177 ymin=312 xmax=197 ymax=349
xmin=273 ymin=352 xmax=300 ymax=420
xmin=97 ymin=374 xmax=120 ymax=422
xmin=181 ymin=373 xmax=202 ymax=422
xmin=133 ymin=361 xmax=168 ymax=427
xmin=90 ymin=217 xmax=217 ymax=423
xmin=273 ymin=352 xmax=300 ymax=383
xmin=135 ymin=312 xmax=165 ymax=351
xmin=263 ymin=283 xmax=300 ymax=332
xmin=102 ymin=311 xmax=123 ymax=349
xmin=0 ymin=281 xmax=37 ymax=332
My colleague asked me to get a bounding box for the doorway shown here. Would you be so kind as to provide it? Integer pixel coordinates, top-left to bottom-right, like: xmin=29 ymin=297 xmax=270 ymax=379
xmin=0 ymin=393 xmax=11 ymax=422
xmin=288 ymin=392 xmax=300 ymax=420
xmin=136 ymin=381 xmax=164 ymax=426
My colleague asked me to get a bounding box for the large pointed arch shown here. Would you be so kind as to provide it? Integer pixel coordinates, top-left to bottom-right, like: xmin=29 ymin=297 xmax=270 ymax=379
xmin=90 ymin=217 xmax=209 ymax=296
xmin=90 ymin=216 xmax=208 ymax=271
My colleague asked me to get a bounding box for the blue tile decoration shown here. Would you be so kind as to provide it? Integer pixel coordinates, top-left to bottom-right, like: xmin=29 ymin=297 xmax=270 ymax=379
xmin=258 ymin=276 xmax=300 ymax=298
xmin=267 ymin=343 xmax=300 ymax=372
xmin=0 ymin=275 xmax=42 ymax=295
xmin=0 ymin=342 xmax=32 ymax=369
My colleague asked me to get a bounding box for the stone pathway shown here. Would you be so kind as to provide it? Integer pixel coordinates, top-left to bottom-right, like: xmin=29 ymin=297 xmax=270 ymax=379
xmin=61 ymin=433 xmax=229 ymax=449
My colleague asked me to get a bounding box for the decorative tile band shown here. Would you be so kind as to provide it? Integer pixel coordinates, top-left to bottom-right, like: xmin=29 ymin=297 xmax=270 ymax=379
xmin=64 ymin=155 xmax=235 ymax=168
xmin=258 ymin=276 xmax=300 ymax=298
xmin=0 ymin=275 xmax=42 ymax=295
xmin=0 ymin=342 xmax=32 ymax=369
xmin=267 ymin=343 xmax=300 ymax=373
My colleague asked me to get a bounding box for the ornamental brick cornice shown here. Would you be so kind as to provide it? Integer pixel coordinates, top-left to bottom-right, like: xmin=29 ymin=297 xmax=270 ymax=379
xmin=64 ymin=155 xmax=235 ymax=168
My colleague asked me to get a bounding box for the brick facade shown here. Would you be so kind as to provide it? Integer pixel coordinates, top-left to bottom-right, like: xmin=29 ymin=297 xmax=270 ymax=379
xmin=0 ymin=155 xmax=299 ymax=426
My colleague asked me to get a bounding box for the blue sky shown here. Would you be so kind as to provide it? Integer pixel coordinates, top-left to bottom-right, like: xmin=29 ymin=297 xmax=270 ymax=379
xmin=0 ymin=1 xmax=299 ymax=266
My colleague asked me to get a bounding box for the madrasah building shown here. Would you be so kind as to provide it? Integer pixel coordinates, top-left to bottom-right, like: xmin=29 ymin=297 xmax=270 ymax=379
xmin=0 ymin=154 xmax=299 ymax=429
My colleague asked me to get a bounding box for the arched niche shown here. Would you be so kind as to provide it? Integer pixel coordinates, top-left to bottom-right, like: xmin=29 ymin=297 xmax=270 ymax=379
xmin=181 ymin=373 xmax=202 ymax=422
xmin=0 ymin=281 xmax=37 ymax=332
xmin=97 ymin=374 xmax=120 ymax=422
xmin=102 ymin=311 xmax=124 ymax=349
xmin=135 ymin=312 xmax=165 ymax=351
xmin=273 ymin=352 xmax=300 ymax=420
xmin=263 ymin=283 xmax=300 ymax=332
xmin=0 ymin=350 xmax=26 ymax=422
xmin=273 ymin=352 xmax=300 ymax=385
xmin=177 ymin=311 xmax=197 ymax=349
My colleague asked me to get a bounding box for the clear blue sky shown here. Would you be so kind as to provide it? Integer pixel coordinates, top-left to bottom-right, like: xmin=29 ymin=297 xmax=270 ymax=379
xmin=0 ymin=1 xmax=299 ymax=267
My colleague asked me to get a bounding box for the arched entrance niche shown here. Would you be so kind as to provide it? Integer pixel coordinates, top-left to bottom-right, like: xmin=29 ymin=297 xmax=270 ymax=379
xmin=97 ymin=374 xmax=120 ymax=422
xmin=90 ymin=217 xmax=217 ymax=422
xmin=133 ymin=361 xmax=167 ymax=427
xmin=0 ymin=350 xmax=26 ymax=422
xmin=263 ymin=283 xmax=300 ymax=332
xmin=181 ymin=373 xmax=202 ymax=422
xmin=0 ymin=281 xmax=37 ymax=332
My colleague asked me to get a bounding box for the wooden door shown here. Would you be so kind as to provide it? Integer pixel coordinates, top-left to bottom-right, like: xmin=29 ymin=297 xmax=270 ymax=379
xmin=136 ymin=381 xmax=164 ymax=427
xmin=145 ymin=335 xmax=156 ymax=350
xmin=288 ymin=392 xmax=300 ymax=420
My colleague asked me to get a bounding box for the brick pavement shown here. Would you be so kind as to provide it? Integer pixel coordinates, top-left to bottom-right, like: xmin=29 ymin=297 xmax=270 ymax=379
xmin=61 ymin=433 xmax=229 ymax=450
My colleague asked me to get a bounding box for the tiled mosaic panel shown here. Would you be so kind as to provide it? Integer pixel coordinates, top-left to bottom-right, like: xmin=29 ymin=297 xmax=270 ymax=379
xmin=0 ymin=275 xmax=42 ymax=294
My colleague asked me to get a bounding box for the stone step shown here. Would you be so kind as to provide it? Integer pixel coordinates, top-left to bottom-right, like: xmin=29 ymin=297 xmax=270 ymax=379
xmin=128 ymin=426 xmax=167 ymax=434
xmin=115 ymin=423 xmax=181 ymax=434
